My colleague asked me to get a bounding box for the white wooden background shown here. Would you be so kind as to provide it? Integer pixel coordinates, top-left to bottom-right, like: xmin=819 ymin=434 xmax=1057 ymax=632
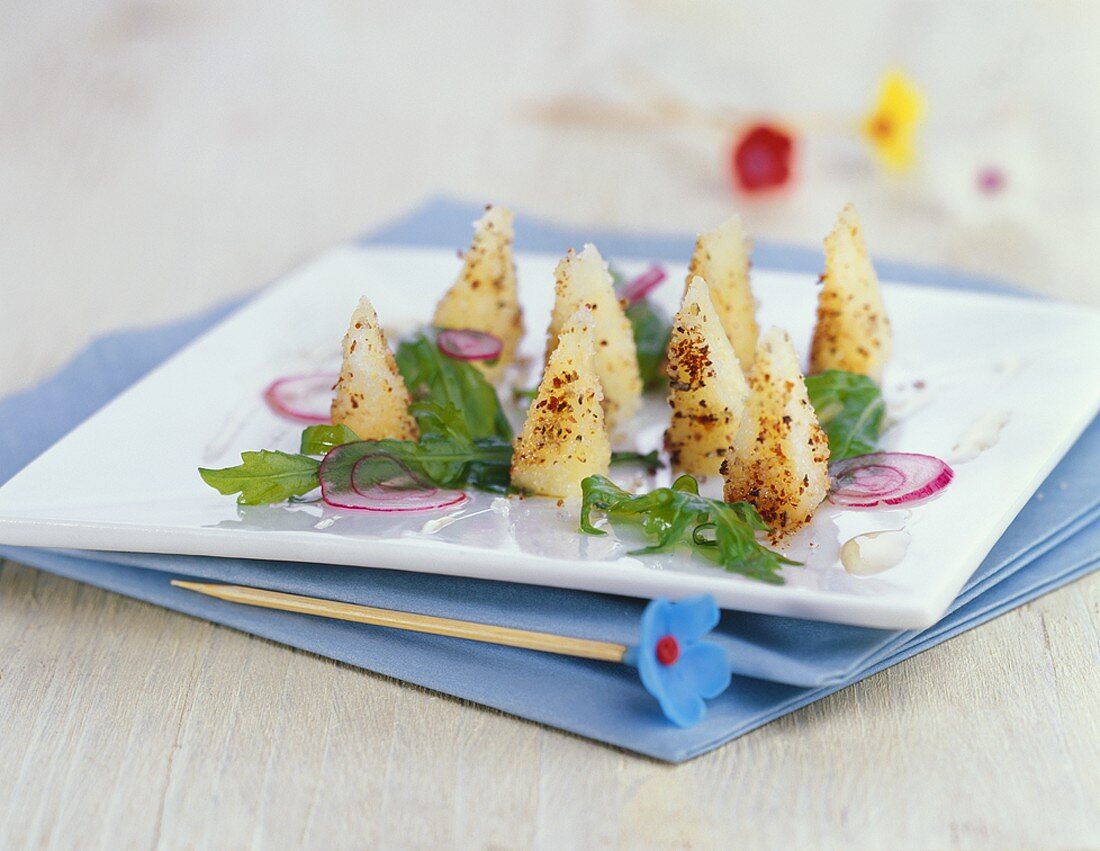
xmin=1 ymin=2 xmax=1098 ymax=848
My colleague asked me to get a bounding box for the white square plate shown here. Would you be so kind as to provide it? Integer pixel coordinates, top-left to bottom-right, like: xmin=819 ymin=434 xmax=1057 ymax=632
xmin=0 ymin=245 xmax=1097 ymax=628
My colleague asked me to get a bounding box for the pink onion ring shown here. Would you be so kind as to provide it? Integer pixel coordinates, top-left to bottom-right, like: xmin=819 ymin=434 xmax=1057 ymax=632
xmin=620 ymin=264 xmax=668 ymax=305
xmin=323 ymin=484 xmax=467 ymax=513
xmin=263 ymin=372 xmax=338 ymax=424
xmin=829 ymin=452 xmax=954 ymax=508
xmin=319 ymin=448 xmax=468 ymax=513
xmin=437 ymin=329 xmax=503 ymax=362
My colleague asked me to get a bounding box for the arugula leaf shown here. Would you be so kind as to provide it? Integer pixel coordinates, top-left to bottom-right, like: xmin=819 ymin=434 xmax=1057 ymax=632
xmin=580 ymin=474 xmax=797 ymax=584
xmin=320 ymin=436 xmax=515 ymax=495
xmin=624 ymin=299 xmax=672 ymax=390
xmin=610 ymin=265 xmax=673 ymax=391
xmin=199 ymin=451 xmax=320 ymax=506
xmin=805 ymin=370 xmax=886 ymax=461
xmin=395 ymin=332 xmax=512 ymax=442
xmin=300 ymin=423 xmax=360 ymax=455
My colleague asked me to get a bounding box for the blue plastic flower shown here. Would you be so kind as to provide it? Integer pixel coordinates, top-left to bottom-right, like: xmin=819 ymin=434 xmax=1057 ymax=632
xmin=625 ymin=594 xmax=731 ymax=727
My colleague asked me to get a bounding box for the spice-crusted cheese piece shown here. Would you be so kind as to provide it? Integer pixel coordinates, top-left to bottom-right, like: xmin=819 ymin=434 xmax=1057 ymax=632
xmin=545 ymin=244 xmax=642 ymax=433
xmin=331 ymin=297 xmax=419 ymax=441
xmin=664 ymin=276 xmax=749 ymax=476
xmin=432 ymin=205 xmax=524 ymax=381
xmin=687 ymin=215 xmax=758 ymax=372
xmin=722 ymin=327 xmax=830 ymax=539
xmin=809 ymin=203 xmax=892 ymax=381
xmin=511 ymin=308 xmax=610 ymax=499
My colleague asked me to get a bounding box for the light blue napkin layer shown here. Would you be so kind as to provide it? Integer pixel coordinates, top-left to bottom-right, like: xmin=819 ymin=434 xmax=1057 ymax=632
xmin=1 ymin=198 xmax=1095 ymax=762
xmin=2 ymin=523 xmax=1095 ymax=763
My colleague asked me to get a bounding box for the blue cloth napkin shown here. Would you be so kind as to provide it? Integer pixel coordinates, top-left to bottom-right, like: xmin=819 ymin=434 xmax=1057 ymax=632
xmin=1 ymin=198 xmax=1095 ymax=762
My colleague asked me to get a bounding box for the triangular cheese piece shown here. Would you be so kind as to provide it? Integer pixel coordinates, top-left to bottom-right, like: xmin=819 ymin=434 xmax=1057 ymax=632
xmin=432 ymin=205 xmax=524 ymax=380
xmin=687 ymin=215 xmax=758 ymax=371
xmin=331 ymin=297 xmax=419 ymax=441
xmin=809 ymin=203 xmax=892 ymax=381
xmin=545 ymin=244 xmax=642 ymax=432
xmin=512 ymin=308 xmax=610 ymax=499
xmin=664 ymin=276 xmax=749 ymax=476
xmin=723 ymin=327 xmax=830 ymax=539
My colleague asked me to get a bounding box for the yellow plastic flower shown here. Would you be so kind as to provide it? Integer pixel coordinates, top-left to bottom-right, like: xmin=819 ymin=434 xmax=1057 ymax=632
xmin=861 ymin=70 xmax=925 ymax=172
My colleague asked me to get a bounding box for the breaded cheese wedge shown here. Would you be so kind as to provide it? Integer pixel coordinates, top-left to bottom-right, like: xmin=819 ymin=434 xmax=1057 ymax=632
xmin=809 ymin=203 xmax=892 ymax=381
xmin=722 ymin=327 xmax=830 ymax=539
xmin=511 ymin=308 xmax=610 ymax=499
xmin=687 ymin=215 xmax=758 ymax=371
xmin=664 ymin=276 xmax=750 ymax=476
xmin=330 ymin=297 xmax=419 ymax=441
xmin=545 ymin=244 xmax=642 ymax=432
xmin=432 ymin=205 xmax=524 ymax=381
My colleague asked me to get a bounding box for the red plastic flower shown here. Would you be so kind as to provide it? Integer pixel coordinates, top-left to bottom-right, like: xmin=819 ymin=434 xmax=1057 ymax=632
xmin=730 ymin=124 xmax=794 ymax=193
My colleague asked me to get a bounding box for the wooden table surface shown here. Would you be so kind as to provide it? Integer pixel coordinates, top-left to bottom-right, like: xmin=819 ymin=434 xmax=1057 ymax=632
xmin=1 ymin=2 xmax=1098 ymax=848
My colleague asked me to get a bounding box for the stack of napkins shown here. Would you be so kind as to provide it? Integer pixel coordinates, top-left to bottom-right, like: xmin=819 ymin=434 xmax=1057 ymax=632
xmin=1 ymin=200 xmax=1096 ymax=763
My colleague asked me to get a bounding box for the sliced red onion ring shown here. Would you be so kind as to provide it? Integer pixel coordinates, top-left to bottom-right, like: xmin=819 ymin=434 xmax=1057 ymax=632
xmin=437 ymin=329 xmax=503 ymax=362
xmin=829 ymin=452 xmax=954 ymax=508
xmin=324 ymin=482 xmax=467 ymax=512
xmin=620 ymin=264 xmax=668 ymax=305
xmin=263 ymin=372 xmax=338 ymax=424
xmin=319 ymin=445 xmax=467 ymax=513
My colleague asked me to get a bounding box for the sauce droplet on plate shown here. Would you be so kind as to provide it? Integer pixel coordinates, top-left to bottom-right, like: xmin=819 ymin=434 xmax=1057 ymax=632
xmin=841 ymin=529 xmax=912 ymax=575
xmin=950 ymin=409 xmax=1011 ymax=464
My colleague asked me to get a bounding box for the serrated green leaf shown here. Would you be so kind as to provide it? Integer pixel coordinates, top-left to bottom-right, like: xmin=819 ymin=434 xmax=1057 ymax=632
xmin=199 ymin=451 xmax=320 ymax=505
xmin=395 ymin=332 xmax=513 ymax=441
xmin=611 ymin=265 xmax=673 ymax=391
xmin=319 ymin=436 xmax=515 ymax=496
xmin=624 ymin=299 xmax=672 ymax=390
xmin=805 ymin=370 xmax=886 ymax=461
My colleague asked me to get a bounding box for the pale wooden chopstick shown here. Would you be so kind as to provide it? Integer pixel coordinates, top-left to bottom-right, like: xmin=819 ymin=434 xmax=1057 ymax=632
xmin=170 ymin=580 xmax=628 ymax=662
